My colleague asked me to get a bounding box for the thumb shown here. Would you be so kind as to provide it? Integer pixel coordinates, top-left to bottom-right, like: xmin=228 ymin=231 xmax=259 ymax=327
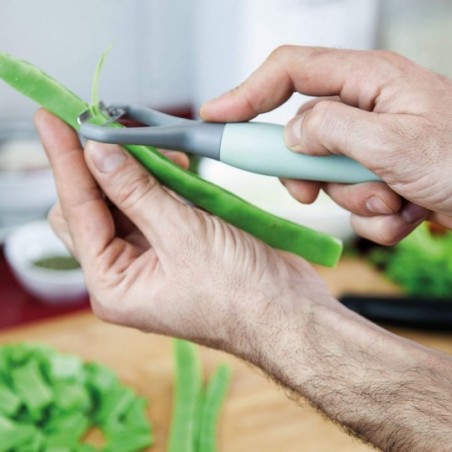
xmin=84 ymin=141 xmax=185 ymax=248
xmin=284 ymin=100 xmax=410 ymax=171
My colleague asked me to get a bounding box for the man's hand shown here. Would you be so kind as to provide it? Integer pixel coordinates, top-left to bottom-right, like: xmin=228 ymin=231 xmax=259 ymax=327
xmin=35 ymin=107 xmax=452 ymax=452
xmin=201 ymin=46 xmax=452 ymax=244
xmin=34 ymin=109 xmax=333 ymax=357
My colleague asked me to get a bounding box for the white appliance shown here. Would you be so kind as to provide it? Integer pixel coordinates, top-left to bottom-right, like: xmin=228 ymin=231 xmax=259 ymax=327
xmin=193 ymin=0 xmax=380 ymax=123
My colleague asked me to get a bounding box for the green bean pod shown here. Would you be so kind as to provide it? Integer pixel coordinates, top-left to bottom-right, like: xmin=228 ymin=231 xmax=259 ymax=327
xmin=0 ymin=52 xmax=343 ymax=266
xmin=197 ymin=364 xmax=231 ymax=452
xmin=168 ymin=340 xmax=203 ymax=452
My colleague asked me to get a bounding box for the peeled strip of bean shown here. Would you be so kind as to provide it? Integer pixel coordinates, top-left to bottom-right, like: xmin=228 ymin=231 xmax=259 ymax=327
xmin=197 ymin=364 xmax=231 ymax=452
xmin=168 ymin=340 xmax=202 ymax=452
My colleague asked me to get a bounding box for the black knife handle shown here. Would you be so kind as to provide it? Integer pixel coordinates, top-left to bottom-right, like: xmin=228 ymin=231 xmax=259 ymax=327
xmin=339 ymin=295 xmax=452 ymax=332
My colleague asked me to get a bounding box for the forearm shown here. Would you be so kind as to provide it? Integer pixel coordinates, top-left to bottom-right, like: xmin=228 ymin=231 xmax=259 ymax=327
xmin=249 ymin=295 xmax=452 ymax=451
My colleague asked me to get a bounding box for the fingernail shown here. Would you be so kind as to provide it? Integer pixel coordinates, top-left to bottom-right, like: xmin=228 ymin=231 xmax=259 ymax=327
xmin=285 ymin=116 xmax=303 ymax=148
xmin=88 ymin=142 xmax=126 ymax=173
xmin=401 ymin=203 xmax=428 ymax=224
xmin=366 ymin=196 xmax=394 ymax=214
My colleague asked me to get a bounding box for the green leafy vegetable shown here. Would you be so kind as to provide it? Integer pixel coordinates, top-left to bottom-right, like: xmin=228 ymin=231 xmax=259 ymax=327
xmin=0 ymin=51 xmax=342 ymax=267
xmin=369 ymin=222 xmax=452 ymax=297
xmin=0 ymin=343 xmax=153 ymax=451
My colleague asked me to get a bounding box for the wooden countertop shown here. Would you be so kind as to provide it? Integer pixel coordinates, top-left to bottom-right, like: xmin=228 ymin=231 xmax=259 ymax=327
xmin=0 ymin=257 xmax=451 ymax=451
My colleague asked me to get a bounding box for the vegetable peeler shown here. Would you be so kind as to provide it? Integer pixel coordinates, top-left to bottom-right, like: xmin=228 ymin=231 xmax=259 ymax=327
xmin=78 ymin=103 xmax=379 ymax=183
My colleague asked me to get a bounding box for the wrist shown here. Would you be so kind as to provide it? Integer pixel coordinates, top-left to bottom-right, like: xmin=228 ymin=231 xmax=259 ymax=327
xmin=249 ymin=295 xmax=452 ymax=450
xmin=233 ymin=282 xmax=341 ymax=368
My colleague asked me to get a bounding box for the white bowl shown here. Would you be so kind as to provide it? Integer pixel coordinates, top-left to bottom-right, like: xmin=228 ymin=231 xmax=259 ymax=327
xmin=198 ymin=159 xmax=355 ymax=243
xmin=4 ymin=220 xmax=87 ymax=304
xmin=0 ymin=123 xmax=57 ymax=241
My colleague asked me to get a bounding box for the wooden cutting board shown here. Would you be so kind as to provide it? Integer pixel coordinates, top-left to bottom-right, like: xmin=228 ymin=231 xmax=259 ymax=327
xmin=0 ymin=257 xmax=451 ymax=451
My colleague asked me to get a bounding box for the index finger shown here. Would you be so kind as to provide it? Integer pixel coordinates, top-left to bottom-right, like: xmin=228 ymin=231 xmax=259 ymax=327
xmin=34 ymin=109 xmax=116 ymax=268
xmin=200 ymin=46 xmax=405 ymax=122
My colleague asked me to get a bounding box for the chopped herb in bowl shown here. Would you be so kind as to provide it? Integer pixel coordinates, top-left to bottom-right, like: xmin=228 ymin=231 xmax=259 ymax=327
xmin=33 ymin=255 xmax=80 ymax=271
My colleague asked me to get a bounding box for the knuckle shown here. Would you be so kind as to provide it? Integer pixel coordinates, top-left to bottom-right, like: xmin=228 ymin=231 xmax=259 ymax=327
xmin=270 ymin=45 xmax=327 ymax=61
xmin=47 ymin=203 xmax=62 ymax=228
xmin=375 ymin=222 xmax=408 ymax=246
xmin=371 ymin=50 xmax=418 ymax=83
xmin=352 ymin=215 xmax=407 ymax=246
xmin=115 ymin=171 xmax=160 ymax=212
xmin=268 ymin=44 xmax=295 ymax=63
xmin=374 ymin=219 xmax=403 ymax=244
xmin=373 ymin=49 xmax=400 ymax=63
xmin=89 ymin=294 xmax=119 ymax=324
xmin=375 ymin=231 xmax=401 ymax=247
xmin=305 ymin=101 xmax=337 ymax=139
xmin=236 ymin=83 xmax=262 ymax=118
xmin=373 ymin=49 xmax=408 ymax=69
xmin=268 ymin=45 xmax=327 ymax=68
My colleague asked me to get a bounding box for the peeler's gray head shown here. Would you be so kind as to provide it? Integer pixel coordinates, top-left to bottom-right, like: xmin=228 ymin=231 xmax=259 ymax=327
xmin=77 ymin=104 xmax=225 ymax=160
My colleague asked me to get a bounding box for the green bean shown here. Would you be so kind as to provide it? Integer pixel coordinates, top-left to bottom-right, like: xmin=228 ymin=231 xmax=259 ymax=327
xmin=168 ymin=340 xmax=203 ymax=452
xmin=0 ymin=53 xmax=86 ymax=130
xmin=193 ymin=386 xmax=206 ymax=450
xmin=0 ymin=52 xmax=343 ymax=266
xmin=197 ymin=364 xmax=231 ymax=452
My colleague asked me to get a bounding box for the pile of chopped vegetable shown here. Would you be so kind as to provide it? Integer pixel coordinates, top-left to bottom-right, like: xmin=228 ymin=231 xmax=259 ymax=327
xmin=369 ymin=222 xmax=452 ymax=297
xmin=0 ymin=343 xmax=153 ymax=451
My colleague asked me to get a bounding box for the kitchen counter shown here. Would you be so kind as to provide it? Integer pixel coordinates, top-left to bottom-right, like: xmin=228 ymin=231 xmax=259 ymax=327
xmin=0 ymin=257 xmax=451 ymax=451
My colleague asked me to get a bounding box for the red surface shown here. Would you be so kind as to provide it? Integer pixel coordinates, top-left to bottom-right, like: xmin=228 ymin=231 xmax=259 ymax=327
xmin=0 ymin=247 xmax=90 ymax=330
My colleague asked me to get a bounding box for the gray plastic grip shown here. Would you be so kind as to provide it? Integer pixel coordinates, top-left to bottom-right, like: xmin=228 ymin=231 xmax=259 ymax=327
xmin=79 ymin=122 xmax=225 ymax=160
xmin=220 ymin=122 xmax=380 ymax=183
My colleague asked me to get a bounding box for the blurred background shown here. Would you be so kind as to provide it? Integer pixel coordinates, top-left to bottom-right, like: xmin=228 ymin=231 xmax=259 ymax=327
xmin=2 ymin=0 xmax=452 ymax=122
xmin=1 ymin=0 xmax=451 ymax=322
xmin=1 ymin=3 xmax=451 ymax=450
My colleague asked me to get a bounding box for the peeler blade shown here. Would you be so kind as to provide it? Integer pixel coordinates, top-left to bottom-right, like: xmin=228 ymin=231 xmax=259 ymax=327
xmin=77 ymin=109 xmax=93 ymax=126
xmin=76 ymin=102 xmax=126 ymax=127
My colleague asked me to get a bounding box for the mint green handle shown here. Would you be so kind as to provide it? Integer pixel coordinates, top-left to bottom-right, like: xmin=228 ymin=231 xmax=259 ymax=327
xmin=220 ymin=122 xmax=379 ymax=183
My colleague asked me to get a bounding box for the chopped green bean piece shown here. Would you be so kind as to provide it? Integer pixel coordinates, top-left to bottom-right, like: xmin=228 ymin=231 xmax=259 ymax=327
xmin=168 ymin=340 xmax=203 ymax=452
xmin=0 ymin=383 xmax=22 ymax=416
xmin=11 ymin=359 xmax=54 ymax=420
xmin=198 ymin=364 xmax=231 ymax=452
